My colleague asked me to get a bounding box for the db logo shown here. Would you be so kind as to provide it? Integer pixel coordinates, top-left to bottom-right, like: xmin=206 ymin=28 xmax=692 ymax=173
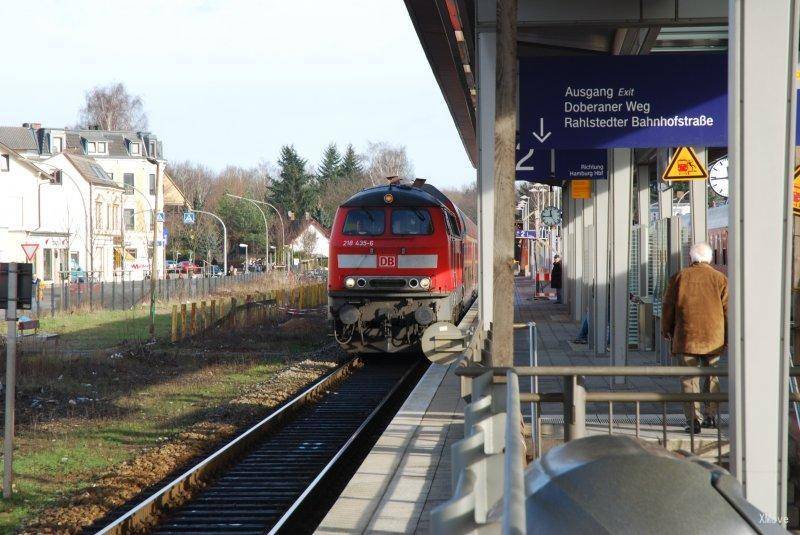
xmin=378 ymin=255 xmax=397 ymax=268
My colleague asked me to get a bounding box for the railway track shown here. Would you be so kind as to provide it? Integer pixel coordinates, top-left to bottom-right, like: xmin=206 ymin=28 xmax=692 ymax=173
xmin=93 ymin=355 xmax=425 ymax=535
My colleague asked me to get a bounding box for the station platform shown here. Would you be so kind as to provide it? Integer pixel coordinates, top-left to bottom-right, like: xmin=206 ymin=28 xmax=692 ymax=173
xmin=318 ymin=278 xmax=728 ymax=533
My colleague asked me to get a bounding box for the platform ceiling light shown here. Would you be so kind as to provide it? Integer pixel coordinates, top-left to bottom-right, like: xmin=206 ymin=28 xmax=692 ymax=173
xmin=384 ymin=193 xmax=394 ymax=204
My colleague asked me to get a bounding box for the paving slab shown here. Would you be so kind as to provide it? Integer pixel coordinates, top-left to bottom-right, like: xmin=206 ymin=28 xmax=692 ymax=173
xmin=316 ymin=361 xmax=464 ymax=534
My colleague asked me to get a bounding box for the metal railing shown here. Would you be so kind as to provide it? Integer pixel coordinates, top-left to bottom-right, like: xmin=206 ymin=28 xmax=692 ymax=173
xmin=431 ymin=370 xmax=518 ymax=533
xmin=457 ymin=365 xmax=800 ymax=466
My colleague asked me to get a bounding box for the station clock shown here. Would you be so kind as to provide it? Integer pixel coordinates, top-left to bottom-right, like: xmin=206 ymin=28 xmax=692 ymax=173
xmin=541 ymin=206 xmax=562 ymax=226
xmin=709 ymin=157 xmax=729 ymax=198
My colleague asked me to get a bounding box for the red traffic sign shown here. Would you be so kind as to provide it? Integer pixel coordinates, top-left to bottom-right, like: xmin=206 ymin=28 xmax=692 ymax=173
xmin=21 ymin=243 xmax=39 ymax=262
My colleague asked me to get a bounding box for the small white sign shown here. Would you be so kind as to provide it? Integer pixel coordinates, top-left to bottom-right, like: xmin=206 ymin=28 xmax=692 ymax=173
xmin=183 ymin=212 xmax=196 ymax=225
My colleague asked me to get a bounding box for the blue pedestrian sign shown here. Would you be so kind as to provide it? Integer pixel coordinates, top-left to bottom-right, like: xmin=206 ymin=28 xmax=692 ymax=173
xmin=183 ymin=211 xmax=196 ymax=225
xmin=519 ymin=54 xmax=727 ymax=149
xmin=156 ymin=211 xmax=165 ymax=223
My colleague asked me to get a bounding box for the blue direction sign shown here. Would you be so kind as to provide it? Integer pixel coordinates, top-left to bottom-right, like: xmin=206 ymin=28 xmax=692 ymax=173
xmin=516 ymin=147 xmax=607 ymax=182
xmin=183 ymin=211 xmax=196 ymax=225
xmin=519 ymin=54 xmax=727 ymax=149
xmin=515 ymin=229 xmax=538 ymax=239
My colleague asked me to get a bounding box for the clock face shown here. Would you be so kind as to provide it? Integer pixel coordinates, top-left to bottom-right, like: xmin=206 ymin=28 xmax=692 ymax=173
xmin=541 ymin=206 xmax=562 ymax=226
xmin=709 ymin=158 xmax=729 ymax=198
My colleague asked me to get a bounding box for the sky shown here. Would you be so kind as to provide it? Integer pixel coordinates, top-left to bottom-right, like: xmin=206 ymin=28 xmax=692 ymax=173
xmin=0 ymin=0 xmax=476 ymax=189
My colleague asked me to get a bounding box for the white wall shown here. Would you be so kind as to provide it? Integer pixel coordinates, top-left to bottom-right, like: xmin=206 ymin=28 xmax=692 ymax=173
xmin=290 ymin=225 xmax=329 ymax=258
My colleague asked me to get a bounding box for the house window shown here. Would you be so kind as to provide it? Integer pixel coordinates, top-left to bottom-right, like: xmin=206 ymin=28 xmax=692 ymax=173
xmin=149 ymin=173 xmax=156 ymax=195
xmin=130 ymin=142 xmax=140 ymax=155
xmin=97 ymin=142 xmax=107 ymax=154
xmin=123 ymin=173 xmax=134 ymax=193
xmin=87 ymin=141 xmax=96 ymax=153
xmin=1 ymin=154 xmax=9 ymax=172
xmin=95 ymin=202 xmax=103 ymax=230
xmin=51 ymin=137 xmax=63 ymax=153
xmin=124 ymin=208 xmax=135 ymax=230
xmin=113 ymin=204 xmax=120 ymax=230
xmin=149 ymin=141 xmax=156 ymax=157
xmin=106 ymin=205 xmax=111 ymax=230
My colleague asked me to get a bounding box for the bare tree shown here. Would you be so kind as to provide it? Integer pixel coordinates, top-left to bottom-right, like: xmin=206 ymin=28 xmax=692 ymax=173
xmin=365 ymin=141 xmax=414 ymax=186
xmin=300 ymin=229 xmax=318 ymax=258
xmin=441 ymin=181 xmax=478 ymax=222
xmin=78 ymin=83 xmax=148 ymax=131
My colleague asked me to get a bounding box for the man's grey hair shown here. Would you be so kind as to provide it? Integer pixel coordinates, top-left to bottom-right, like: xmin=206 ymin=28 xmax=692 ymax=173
xmin=689 ymin=242 xmax=713 ymax=264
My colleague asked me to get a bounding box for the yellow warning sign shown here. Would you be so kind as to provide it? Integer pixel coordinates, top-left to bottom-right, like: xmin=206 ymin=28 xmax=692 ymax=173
xmin=793 ymin=166 xmax=800 ymax=215
xmin=662 ymin=147 xmax=709 ymax=181
xmin=571 ymin=180 xmax=592 ymax=199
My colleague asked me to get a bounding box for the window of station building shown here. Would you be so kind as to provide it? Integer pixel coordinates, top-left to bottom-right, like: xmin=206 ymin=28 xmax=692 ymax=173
xmin=342 ymin=208 xmax=385 ymax=236
xmin=149 ymin=173 xmax=156 ymax=195
xmin=391 ymin=208 xmax=433 ymax=236
xmin=123 ymin=173 xmax=134 ymax=193
xmin=51 ymin=137 xmax=63 ymax=154
xmin=130 ymin=142 xmax=140 ymax=155
xmin=0 ymin=154 xmax=9 ymax=172
xmin=124 ymin=208 xmax=135 ymax=230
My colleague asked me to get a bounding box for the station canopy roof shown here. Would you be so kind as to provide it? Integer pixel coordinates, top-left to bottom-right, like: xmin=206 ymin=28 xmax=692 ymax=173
xmin=403 ymin=1 xmax=729 ymax=168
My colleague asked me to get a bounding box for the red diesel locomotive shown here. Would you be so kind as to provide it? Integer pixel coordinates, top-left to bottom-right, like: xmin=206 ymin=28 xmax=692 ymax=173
xmin=328 ymin=179 xmax=478 ymax=354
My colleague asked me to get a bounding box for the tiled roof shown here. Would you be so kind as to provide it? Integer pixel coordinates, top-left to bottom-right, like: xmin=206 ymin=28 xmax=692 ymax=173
xmin=0 ymin=127 xmax=38 ymax=150
xmin=286 ymin=219 xmax=331 ymax=244
xmin=64 ymin=153 xmax=123 ymax=189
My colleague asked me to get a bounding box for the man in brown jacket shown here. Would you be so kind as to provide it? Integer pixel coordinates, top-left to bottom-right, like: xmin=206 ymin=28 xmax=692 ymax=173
xmin=661 ymin=242 xmax=728 ymax=434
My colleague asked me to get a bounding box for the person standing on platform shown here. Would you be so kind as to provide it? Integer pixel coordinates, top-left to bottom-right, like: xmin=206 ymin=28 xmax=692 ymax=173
xmin=551 ymin=254 xmax=563 ymax=303
xmin=661 ymin=242 xmax=728 ymax=434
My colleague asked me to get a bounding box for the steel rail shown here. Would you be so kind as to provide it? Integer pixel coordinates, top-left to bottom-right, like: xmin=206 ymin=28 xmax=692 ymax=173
xmin=95 ymin=357 xmax=360 ymax=535
xmin=267 ymin=359 xmax=422 ymax=534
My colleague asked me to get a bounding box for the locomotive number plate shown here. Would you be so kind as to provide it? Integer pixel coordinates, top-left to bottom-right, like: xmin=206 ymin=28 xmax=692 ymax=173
xmin=378 ymin=255 xmax=397 ymax=268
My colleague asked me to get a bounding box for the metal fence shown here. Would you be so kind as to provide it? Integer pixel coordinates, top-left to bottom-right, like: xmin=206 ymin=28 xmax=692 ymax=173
xmin=32 ymin=272 xmax=279 ymax=316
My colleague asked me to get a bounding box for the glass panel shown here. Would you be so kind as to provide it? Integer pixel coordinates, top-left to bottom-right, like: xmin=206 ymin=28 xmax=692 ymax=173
xmin=124 ymin=208 xmax=135 ymax=230
xmin=342 ymin=209 xmax=384 ymax=236
xmin=391 ymin=208 xmax=433 ymax=235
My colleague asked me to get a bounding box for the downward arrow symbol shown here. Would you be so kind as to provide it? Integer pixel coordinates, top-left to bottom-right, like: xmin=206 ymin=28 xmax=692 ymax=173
xmin=532 ymin=118 xmax=551 ymax=143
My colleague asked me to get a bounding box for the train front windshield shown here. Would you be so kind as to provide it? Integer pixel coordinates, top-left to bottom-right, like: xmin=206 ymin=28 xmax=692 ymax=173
xmin=342 ymin=208 xmax=385 ymax=235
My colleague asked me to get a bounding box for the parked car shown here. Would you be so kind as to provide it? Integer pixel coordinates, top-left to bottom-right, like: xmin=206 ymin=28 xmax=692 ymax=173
xmin=208 ymin=265 xmax=224 ymax=277
xmin=166 ymin=260 xmax=179 ymax=272
xmin=178 ymin=260 xmax=201 ymax=275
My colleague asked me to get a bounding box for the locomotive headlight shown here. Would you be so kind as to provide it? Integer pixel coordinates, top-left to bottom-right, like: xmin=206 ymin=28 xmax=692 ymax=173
xmin=419 ymin=277 xmax=431 ymax=290
xmin=345 ymin=276 xmax=356 ymax=289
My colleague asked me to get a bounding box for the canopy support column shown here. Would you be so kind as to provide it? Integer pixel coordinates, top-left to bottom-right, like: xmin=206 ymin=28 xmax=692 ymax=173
xmin=610 ymin=149 xmax=633 ymax=382
xmin=728 ymin=0 xmax=797 ymax=516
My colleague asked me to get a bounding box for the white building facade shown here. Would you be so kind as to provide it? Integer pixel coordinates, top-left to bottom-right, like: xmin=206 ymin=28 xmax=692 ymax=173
xmin=0 ymin=124 xmax=182 ymax=282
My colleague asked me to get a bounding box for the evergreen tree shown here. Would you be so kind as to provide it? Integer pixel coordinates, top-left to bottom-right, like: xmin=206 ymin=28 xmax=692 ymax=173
xmin=317 ymin=143 xmax=343 ymax=188
xmin=340 ymin=144 xmax=363 ymax=181
xmin=270 ymin=145 xmax=316 ymax=221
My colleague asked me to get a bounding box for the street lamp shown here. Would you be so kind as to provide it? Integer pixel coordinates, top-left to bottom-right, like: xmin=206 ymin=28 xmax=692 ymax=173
xmin=225 ymin=195 xmax=286 ymax=268
xmin=27 ymin=161 xmax=92 ymax=279
xmin=225 ymin=193 xmax=269 ymax=271
xmin=191 ymin=209 xmax=228 ymax=276
xmin=239 ymin=243 xmax=248 ymax=272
